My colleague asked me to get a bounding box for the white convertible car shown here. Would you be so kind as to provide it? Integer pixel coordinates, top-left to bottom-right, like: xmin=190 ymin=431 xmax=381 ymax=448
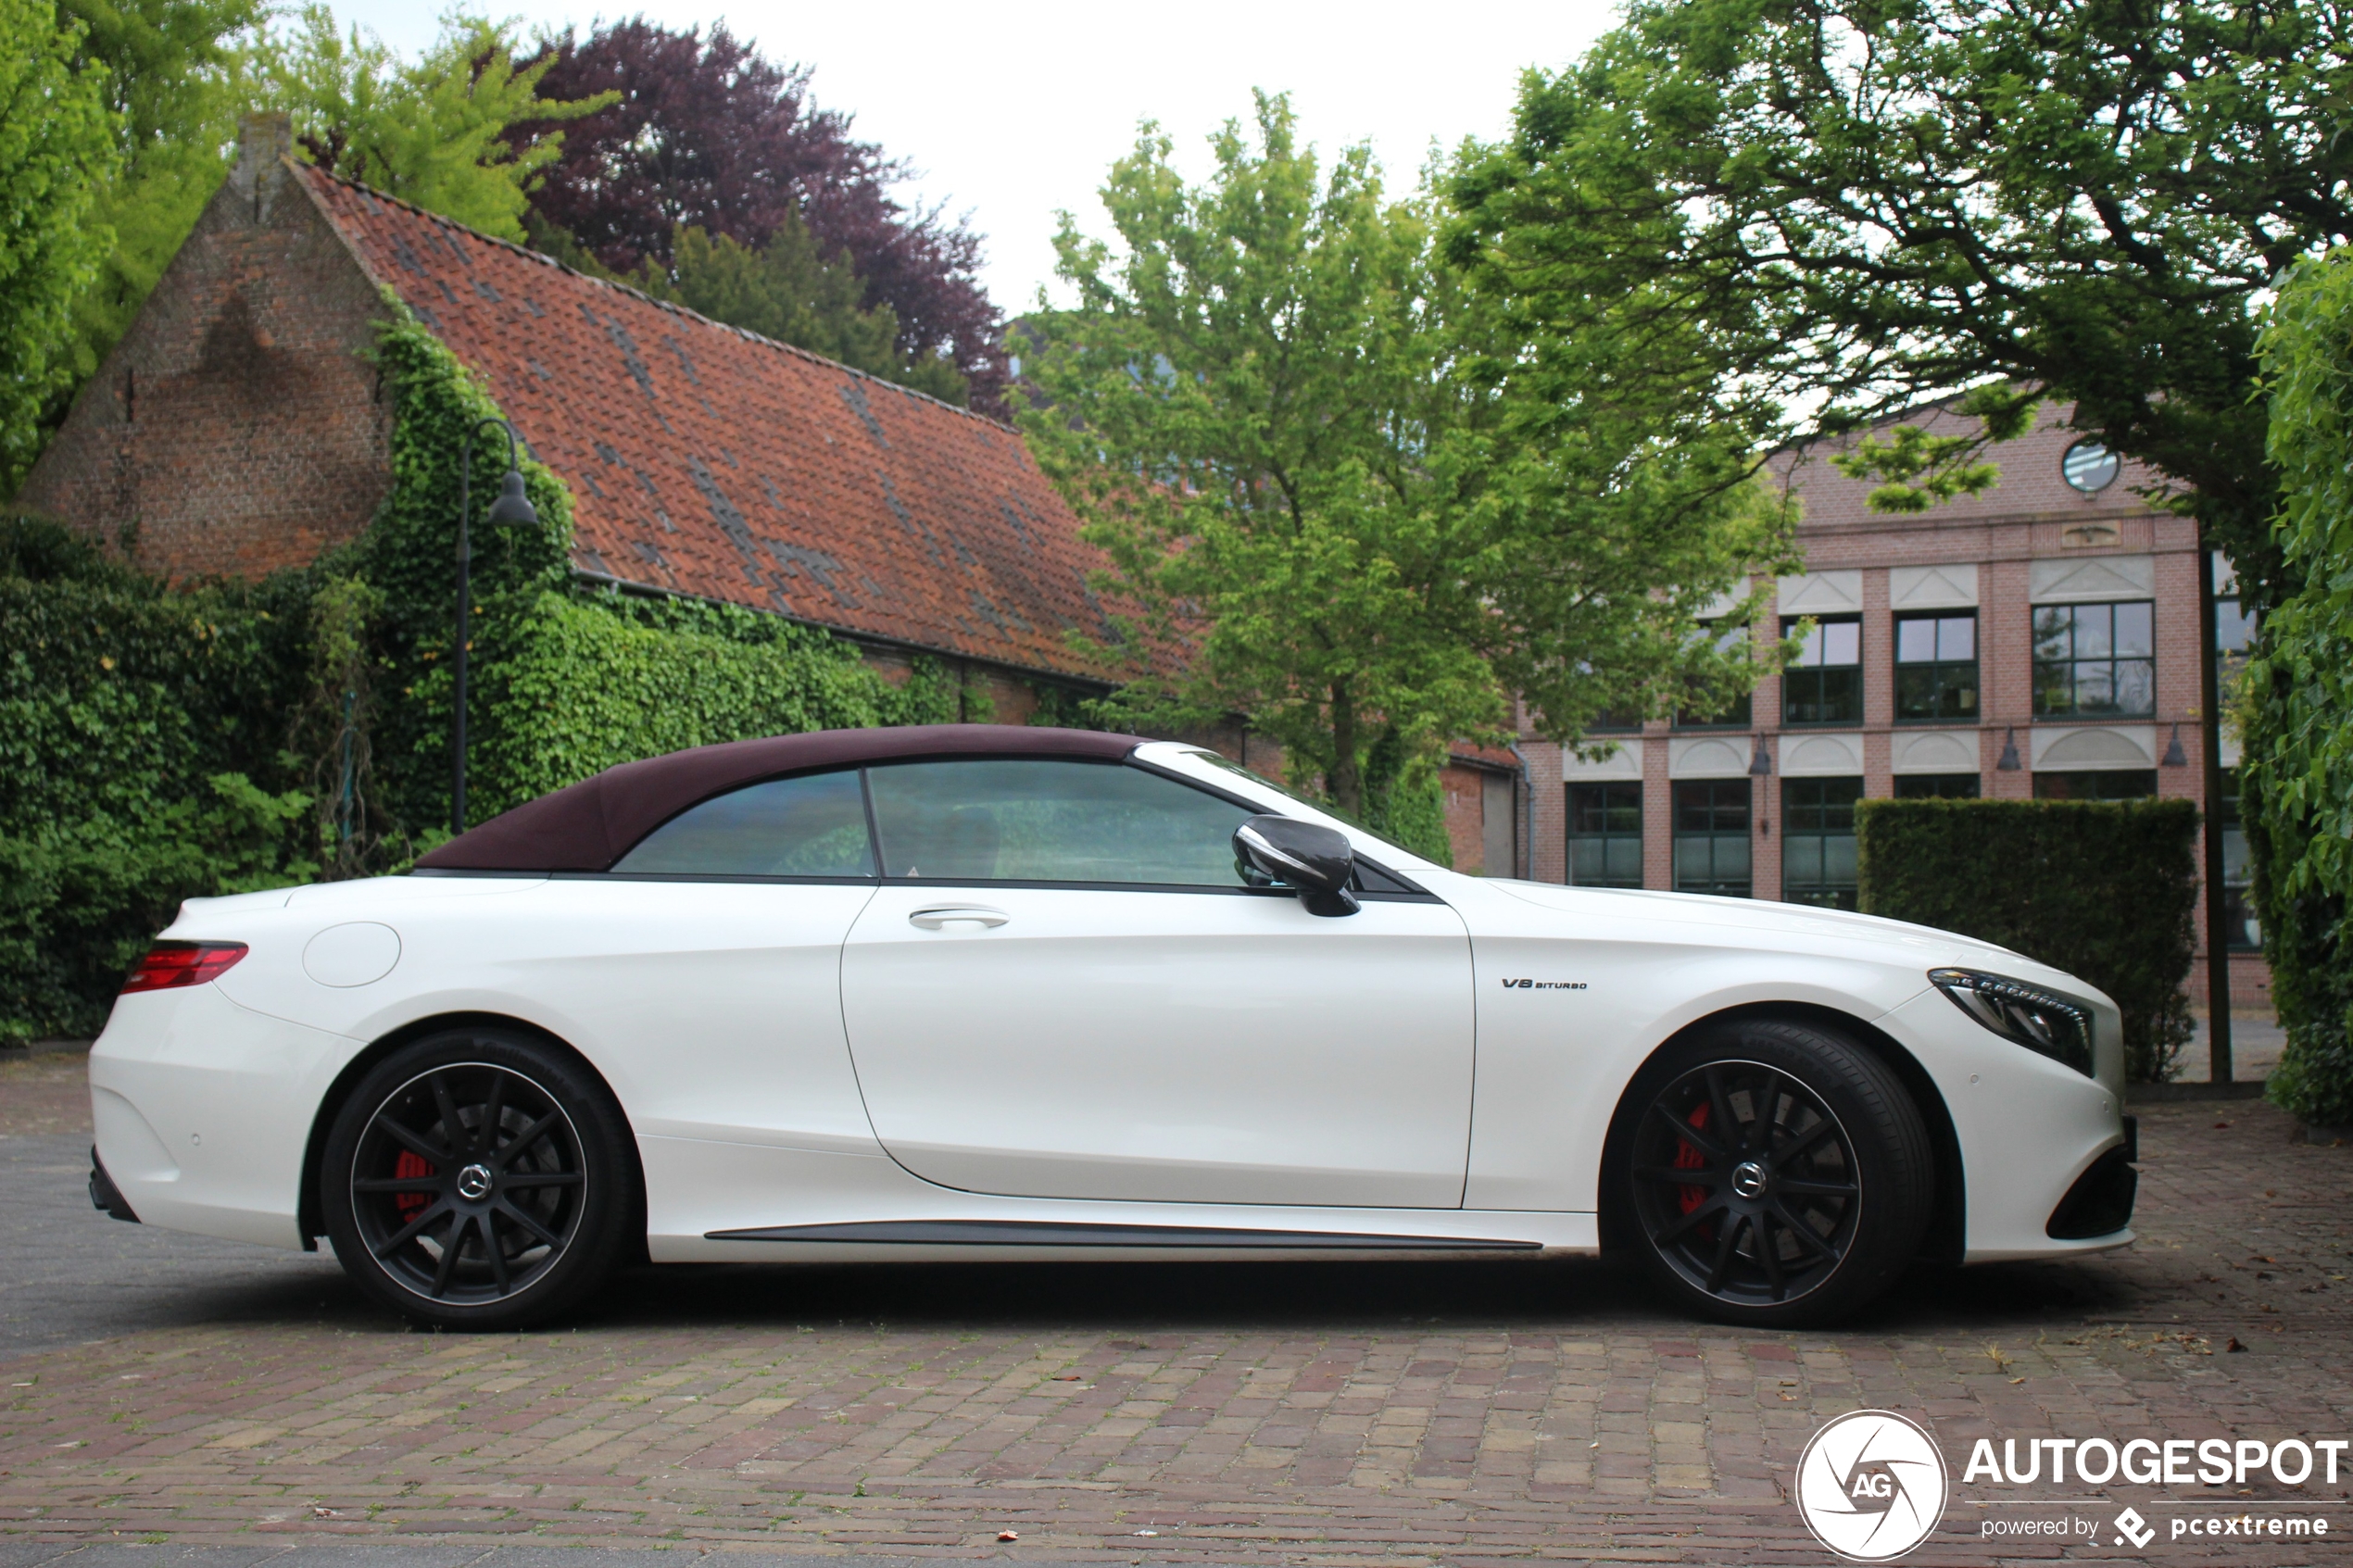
xmin=87 ymin=724 xmax=2136 ymax=1330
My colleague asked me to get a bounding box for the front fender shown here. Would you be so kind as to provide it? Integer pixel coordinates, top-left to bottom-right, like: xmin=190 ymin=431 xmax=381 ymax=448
xmin=1462 ymin=932 xmax=1926 ymax=1211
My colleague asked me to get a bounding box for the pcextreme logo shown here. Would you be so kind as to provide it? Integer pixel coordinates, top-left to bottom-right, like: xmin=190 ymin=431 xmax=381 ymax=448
xmin=1795 ymin=1410 xmax=1951 ymax=1562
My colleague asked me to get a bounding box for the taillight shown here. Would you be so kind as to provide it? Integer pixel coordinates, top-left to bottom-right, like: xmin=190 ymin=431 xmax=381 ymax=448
xmin=120 ymin=941 xmax=249 ymax=995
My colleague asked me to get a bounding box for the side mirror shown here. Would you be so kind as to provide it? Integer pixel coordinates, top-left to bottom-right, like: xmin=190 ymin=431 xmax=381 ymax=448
xmin=1234 ymin=815 xmax=1360 ymax=917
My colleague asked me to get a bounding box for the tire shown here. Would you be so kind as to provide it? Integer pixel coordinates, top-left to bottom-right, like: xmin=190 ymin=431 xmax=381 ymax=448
xmin=1611 ymin=1016 xmax=1933 ymax=1328
xmin=321 ymin=1026 xmax=635 ymax=1330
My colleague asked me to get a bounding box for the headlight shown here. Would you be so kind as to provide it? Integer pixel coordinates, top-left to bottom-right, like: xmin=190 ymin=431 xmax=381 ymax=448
xmin=1929 ymin=968 xmax=2095 ymax=1077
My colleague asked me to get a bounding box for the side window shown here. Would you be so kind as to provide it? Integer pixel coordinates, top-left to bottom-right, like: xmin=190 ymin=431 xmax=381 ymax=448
xmin=866 ymin=759 xmax=1253 ymax=886
xmin=612 ymin=770 xmax=875 ymax=877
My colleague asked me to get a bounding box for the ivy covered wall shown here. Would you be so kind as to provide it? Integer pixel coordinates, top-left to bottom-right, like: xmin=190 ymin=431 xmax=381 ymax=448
xmin=0 ymin=300 xmax=968 ymax=1039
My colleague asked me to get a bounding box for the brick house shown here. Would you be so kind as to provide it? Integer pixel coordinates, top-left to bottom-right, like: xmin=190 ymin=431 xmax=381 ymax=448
xmin=18 ymin=115 xmax=1135 ymax=723
xmin=1530 ymin=399 xmax=2267 ymax=1007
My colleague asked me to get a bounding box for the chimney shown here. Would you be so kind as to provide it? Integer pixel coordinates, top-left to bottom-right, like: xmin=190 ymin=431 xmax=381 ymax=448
xmin=227 ymin=111 xmax=294 ymax=224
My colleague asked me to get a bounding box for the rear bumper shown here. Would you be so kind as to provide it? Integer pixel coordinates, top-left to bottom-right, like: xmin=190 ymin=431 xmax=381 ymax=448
xmin=91 ymin=982 xmax=355 ymax=1250
xmin=88 ymin=1148 xmax=138 ymax=1223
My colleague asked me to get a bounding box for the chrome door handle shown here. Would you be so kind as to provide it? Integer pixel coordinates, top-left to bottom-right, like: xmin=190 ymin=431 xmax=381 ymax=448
xmin=908 ymin=905 xmax=1010 ymax=931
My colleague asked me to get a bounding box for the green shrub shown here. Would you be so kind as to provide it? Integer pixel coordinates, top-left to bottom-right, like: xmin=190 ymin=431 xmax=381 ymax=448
xmin=1856 ymin=797 xmax=2199 ymax=1083
xmin=0 ymin=518 xmax=317 ymax=1038
xmin=2241 ymin=245 xmax=2353 ymax=1127
xmin=0 ymin=775 xmax=314 ymax=1040
xmin=448 ymin=588 xmax=961 ymax=822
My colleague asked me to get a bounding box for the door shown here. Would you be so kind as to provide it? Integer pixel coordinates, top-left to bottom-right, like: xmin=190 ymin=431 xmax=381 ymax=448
xmin=839 ymin=758 xmax=1476 ymax=1208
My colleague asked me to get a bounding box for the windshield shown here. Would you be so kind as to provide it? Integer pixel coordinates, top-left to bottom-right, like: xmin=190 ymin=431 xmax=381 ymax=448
xmin=1176 ymin=750 xmax=1434 ymax=867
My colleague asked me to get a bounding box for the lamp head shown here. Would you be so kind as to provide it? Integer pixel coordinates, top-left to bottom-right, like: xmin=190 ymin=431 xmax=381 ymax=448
xmin=487 ymin=468 xmax=538 ymax=527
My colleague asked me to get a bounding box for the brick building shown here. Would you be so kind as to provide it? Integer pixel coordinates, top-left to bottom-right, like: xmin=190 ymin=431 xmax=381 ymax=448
xmin=18 ymin=116 xmax=1135 ymax=724
xmin=1525 ymin=399 xmax=2266 ymax=1006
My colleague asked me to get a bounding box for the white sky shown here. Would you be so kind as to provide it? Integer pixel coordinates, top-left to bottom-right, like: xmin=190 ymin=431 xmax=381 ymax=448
xmin=325 ymin=0 xmax=1624 ymax=310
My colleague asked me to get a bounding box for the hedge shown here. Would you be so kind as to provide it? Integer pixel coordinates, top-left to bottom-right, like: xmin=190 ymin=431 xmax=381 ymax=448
xmin=0 ymin=521 xmax=317 ymax=1038
xmin=1856 ymin=797 xmax=2199 ymax=1084
xmin=2243 ymin=246 xmax=2353 ymax=1128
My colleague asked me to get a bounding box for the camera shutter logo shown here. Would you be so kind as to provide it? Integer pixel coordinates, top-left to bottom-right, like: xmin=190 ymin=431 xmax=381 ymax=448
xmin=1795 ymin=1410 xmax=1950 ymax=1562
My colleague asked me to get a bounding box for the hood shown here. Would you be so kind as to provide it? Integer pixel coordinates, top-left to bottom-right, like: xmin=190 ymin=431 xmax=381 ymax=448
xmin=1483 ymin=879 xmax=2056 ymax=976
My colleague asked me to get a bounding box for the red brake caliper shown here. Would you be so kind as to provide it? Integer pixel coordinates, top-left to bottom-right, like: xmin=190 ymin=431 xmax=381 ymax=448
xmin=1673 ymin=1102 xmax=1711 ymax=1216
xmin=393 ymin=1149 xmax=435 ymax=1222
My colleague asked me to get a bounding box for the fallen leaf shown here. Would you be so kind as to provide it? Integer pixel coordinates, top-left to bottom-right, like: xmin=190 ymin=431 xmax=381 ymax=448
xmin=2008 ymin=1376 xmax=2026 ymax=1385
xmin=2226 ymin=1337 xmax=2247 ymax=1352
xmin=999 ymin=1530 xmax=1019 ymax=1541
xmin=1051 ymin=1375 xmax=1083 ymax=1382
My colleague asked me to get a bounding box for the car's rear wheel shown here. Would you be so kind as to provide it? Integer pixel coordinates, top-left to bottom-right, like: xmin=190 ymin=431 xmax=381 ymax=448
xmin=1616 ymin=1016 xmax=1932 ymax=1327
xmin=322 ymin=1027 xmax=633 ymax=1329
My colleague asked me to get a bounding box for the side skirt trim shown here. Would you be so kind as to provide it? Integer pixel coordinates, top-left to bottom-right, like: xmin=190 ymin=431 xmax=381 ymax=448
xmin=704 ymin=1219 xmax=1541 ymax=1250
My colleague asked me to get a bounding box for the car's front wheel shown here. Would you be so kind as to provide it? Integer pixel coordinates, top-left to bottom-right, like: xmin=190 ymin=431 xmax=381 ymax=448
xmin=1616 ymin=1016 xmax=1933 ymax=1327
xmin=321 ymin=1027 xmax=634 ymax=1329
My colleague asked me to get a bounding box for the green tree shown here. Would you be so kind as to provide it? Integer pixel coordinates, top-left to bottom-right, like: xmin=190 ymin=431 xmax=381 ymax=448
xmin=634 ymin=218 xmax=967 ymax=403
xmin=1024 ymin=94 xmax=1789 ymax=816
xmin=260 ymin=6 xmax=608 ymax=244
xmin=0 ymin=0 xmax=119 ymax=492
xmin=1445 ymin=0 xmax=2353 ymax=605
xmin=1022 ymin=95 xmax=1502 ymax=816
xmin=2244 ymin=247 xmax=2353 ymax=1126
xmin=56 ymin=0 xmax=262 ymax=392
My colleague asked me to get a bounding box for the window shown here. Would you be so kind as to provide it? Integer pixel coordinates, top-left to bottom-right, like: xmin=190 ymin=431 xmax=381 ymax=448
xmin=2032 ymin=770 xmax=2158 ymax=801
xmin=866 ymin=759 xmax=1253 ymax=885
xmin=1893 ymin=773 xmax=1981 ymax=799
xmin=1672 ymin=780 xmax=1751 ymax=897
xmin=2032 ymin=601 xmax=2154 ymax=718
xmin=2061 ymin=440 xmax=2120 ymax=494
xmin=1676 ymin=622 xmax=1753 ymax=729
xmin=1894 ymin=613 xmax=1978 ymax=722
xmin=1567 ymin=783 xmax=1643 ymax=888
xmin=1781 ymin=616 xmax=1862 ymax=725
xmin=2215 ymin=554 xmax=2256 ymax=694
xmin=612 ymin=769 xmax=875 ymax=878
xmin=1781 ymin=778 xmax=1862 ymax=909
xmin=2220 ymin=769 xmax=2258 ymax=950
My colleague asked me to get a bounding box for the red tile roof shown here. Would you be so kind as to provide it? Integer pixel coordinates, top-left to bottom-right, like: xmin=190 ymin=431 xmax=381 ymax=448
xmin=296 ymin=164 xmax=1124 ymax=683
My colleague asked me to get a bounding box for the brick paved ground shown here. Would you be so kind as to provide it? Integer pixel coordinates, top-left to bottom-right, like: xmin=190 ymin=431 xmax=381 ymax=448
xmin=1 ymin=1053 xmax=2347 ymax=1562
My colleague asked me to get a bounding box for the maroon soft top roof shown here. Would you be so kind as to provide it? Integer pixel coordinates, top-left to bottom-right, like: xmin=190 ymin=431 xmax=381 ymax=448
xmin=415 ymin=724 xmax=1146 ymax=872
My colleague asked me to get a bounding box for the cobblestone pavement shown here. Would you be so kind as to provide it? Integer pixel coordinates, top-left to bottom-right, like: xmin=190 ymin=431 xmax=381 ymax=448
xmin=1 ymin=1054 xmax=2348 ymax=1562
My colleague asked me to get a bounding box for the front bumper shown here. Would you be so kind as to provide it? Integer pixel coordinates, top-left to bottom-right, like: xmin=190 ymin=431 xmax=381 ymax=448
xmin=2047 ymin=1141 xmax=2137 ymax=1239
xmin=1880 ymin=986 xmax=2133 ymax=1261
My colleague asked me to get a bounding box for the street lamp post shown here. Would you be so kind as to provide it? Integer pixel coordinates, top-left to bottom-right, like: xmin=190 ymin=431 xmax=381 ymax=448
xmin=452 ymin=419 xmax=540 ymax=837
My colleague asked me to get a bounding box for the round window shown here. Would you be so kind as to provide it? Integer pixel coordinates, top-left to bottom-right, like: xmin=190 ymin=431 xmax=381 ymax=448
xmin=2061 ymin=440 xmax=2120 ymax=494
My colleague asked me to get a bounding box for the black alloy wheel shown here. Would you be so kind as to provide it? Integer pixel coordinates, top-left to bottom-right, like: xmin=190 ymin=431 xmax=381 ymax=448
xmin=323 ymin=1029 xmax=633 ymax=1329
xmin=1615 ymin=1018 xmax=1933 ymax=1327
